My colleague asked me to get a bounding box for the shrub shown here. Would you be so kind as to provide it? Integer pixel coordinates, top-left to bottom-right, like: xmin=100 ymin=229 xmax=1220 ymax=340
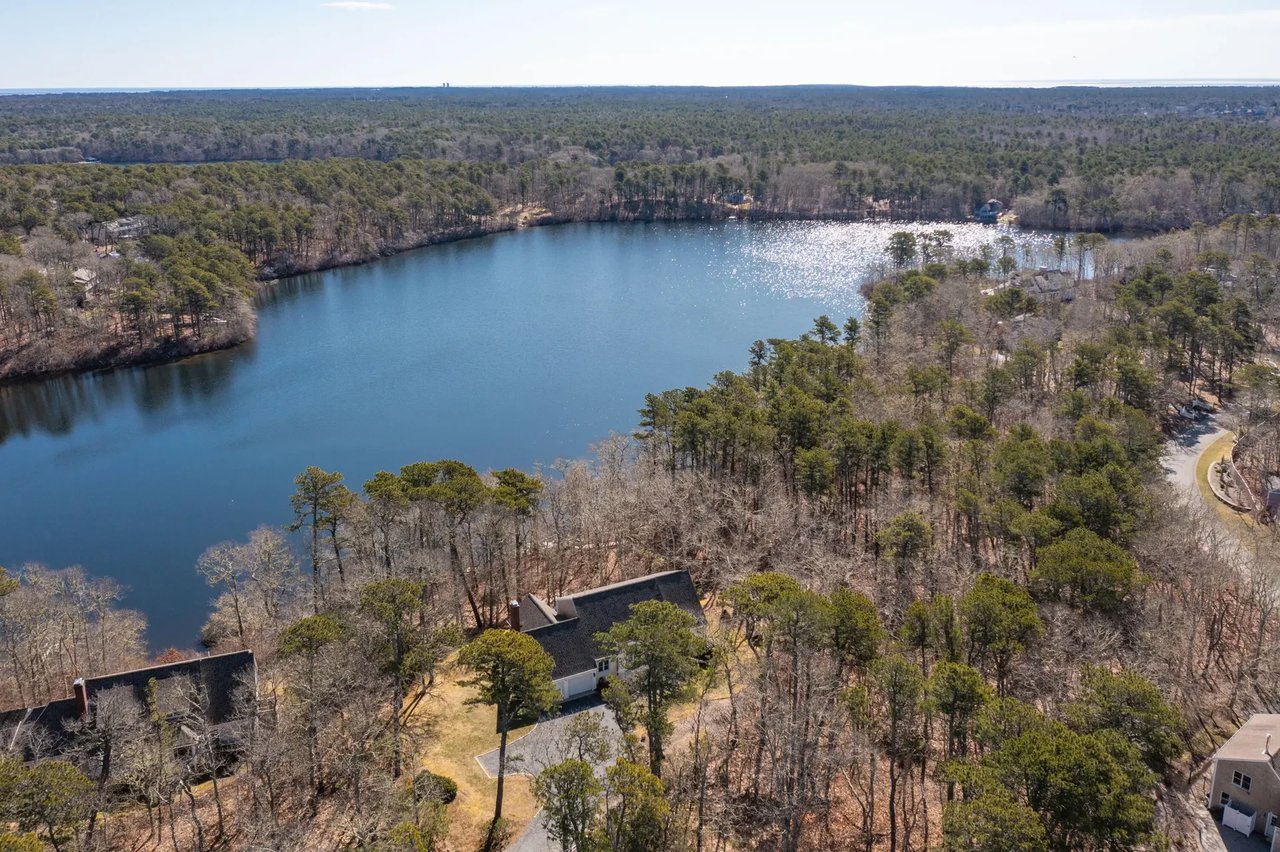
xmin=412 ymin=770 xmax=458 ymax=805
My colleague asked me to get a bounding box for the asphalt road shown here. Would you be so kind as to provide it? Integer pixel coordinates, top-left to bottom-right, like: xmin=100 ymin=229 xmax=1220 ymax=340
xmin=1162 ymin=414 xmax=1228 ymax=496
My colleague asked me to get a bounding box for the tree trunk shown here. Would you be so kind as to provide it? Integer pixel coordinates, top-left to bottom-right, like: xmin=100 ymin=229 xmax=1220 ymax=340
xmin=392 ymin=676 xmax=405 ymax=779
xmin=487 ymin=716 xmax=509 ymax=852
xmin=310 ymin=515 xmax=322 ymax=614
xmin=211 ymin=765 xmax=225 ymax=838
xmin=888 ymin=759 xmax=898 ymax=852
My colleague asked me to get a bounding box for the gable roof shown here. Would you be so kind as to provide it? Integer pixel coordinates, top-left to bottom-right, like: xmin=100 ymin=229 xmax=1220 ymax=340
xmin=519 ymin=593 xmax=558 ymax=630
xmin=1009 ymin=268 xmax=1076 ymax=300
xmin=522 ymin=570 xmax=704 ymax=680
xmin=1213 ymin=714 xmax=1280 ymax=769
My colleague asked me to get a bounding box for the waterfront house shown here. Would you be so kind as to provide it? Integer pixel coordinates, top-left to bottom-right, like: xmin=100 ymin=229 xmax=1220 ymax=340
xmin=975 ymin=198 xmax=1003 ymax=223
xmin=1208 ymin=714 xmax=1280 ymax=850
xmin=0 ymin=650 xmax=256 ymax=764
xmin=1014 ymin=268 xmax=1077 ymax=303
xmin=510 ymin=570 xmax=704 ymax=702
xmin=984 ymin=267 xmax=1079 ymax=304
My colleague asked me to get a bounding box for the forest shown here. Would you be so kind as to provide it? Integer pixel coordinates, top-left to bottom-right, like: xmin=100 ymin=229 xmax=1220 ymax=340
xmin=2 ymin=85 xmax=1280 ymax=380
xmin=2 ymin=210 xmax=1280 ymax=850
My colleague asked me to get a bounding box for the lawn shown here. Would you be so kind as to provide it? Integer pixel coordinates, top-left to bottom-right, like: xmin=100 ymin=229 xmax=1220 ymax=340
xmin=412 ymin=664 xmax=539 ymax=850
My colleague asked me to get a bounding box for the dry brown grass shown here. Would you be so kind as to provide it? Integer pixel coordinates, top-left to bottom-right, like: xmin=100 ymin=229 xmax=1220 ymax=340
xmin=1196 ymin=430 xmax=1261 ymax=534
xmin=412 ymin=664 xmax=538 ymax=850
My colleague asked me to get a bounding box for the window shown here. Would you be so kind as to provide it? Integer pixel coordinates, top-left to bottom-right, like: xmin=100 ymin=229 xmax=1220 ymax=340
xmin=596 ymin=658 xmax=610 ymax=673
xmin=1221 ymin=792 xmax=1231 ymax=806
xmin=1233 ymin=771 xmax=1252 ymax=792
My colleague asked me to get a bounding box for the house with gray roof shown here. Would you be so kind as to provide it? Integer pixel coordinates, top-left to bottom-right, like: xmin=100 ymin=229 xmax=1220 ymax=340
xmin=510 ymin=570 xmax=704 ymax=702
xmin=1208 ymin=714 xmax=1280 ymax=850
xmin=982 ymin=267 xmax=1078 ymax=305
xmin=1 ymin=650 xmax=256 ymax=764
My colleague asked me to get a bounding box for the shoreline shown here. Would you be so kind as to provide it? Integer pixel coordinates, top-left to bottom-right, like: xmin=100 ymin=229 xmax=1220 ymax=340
xmin=0 ymin=205 xmax=1134 ymax=388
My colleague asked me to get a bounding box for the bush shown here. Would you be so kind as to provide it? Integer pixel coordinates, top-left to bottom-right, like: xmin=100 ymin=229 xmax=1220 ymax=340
xmin=412 ymin=770 xmax=457 ymax=805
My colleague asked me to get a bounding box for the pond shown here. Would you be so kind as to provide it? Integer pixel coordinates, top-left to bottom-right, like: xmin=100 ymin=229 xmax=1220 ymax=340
xmin=0 ymin=220 xmax=1068 ymax=647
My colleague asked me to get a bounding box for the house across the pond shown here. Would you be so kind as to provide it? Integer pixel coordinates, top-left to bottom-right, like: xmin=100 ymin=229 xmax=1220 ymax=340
xmin=1208 ymin=713 xmax=1280 ymax=850
xmin=510 ymin=570 xmax=704 ymax=702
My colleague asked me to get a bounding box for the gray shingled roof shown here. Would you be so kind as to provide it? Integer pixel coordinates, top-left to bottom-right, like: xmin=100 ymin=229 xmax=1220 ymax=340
xmin=519 ymin=593 xmax=558 ymax=630
xmin=522 ymin=571 xmax=704 ymax=680
xmin=0 ymin=650 xmax=255 ymax=762
xmin=83 ymin=649 xmax=255 ymax=726
xmin=1 ymin=698 xmax=81 ymax=761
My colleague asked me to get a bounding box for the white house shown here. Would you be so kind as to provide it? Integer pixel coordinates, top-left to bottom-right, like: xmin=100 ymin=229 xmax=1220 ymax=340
xmin=1208 ymin=714 xmax=1280 ymax=850
xmin=72 ymin=267 xmax=99 ymax=298
xmin=511 ymin=570 xmax=704 ymax=703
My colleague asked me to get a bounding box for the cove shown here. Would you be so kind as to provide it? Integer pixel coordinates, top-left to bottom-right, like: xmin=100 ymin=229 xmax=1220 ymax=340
xmin=0 ymin=220 xmax=1065 ymax=647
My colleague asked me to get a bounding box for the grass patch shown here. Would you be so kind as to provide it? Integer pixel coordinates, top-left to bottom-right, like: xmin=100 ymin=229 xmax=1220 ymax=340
xmin=413 ymin=664 xmax=538 ymax=850
xmin=1194 ymin=430 xmax=1259 ymax=534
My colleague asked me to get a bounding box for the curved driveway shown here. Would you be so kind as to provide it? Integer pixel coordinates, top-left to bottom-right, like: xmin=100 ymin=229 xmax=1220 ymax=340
xmin=1162 ymin=414 xmax=1229 ymax=496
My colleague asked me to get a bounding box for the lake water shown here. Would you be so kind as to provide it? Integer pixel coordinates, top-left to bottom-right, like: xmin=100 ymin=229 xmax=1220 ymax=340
xmin=0 ymin=220 xmax=1065 ymax=647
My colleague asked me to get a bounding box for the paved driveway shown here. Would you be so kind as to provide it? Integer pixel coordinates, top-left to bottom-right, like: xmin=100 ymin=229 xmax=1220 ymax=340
xmin=475 ymin=696 xmax=621 ymax=852
xmin=1209 ymin=821 xmax=1272 ymax=852
xmin=1162 ymin=413 xmax=1228 ymax=495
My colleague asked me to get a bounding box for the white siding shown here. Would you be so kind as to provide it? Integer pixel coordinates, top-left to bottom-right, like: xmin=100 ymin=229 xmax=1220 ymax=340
xmin=556 ymin=670 xmax=599 ymax=701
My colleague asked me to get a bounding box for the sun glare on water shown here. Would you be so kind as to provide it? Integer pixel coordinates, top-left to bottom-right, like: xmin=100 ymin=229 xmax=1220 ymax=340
xmin=724 ymin=221 xmax=1063 ymax=313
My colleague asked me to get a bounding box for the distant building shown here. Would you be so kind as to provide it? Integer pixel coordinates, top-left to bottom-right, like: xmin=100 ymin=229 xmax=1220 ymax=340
xmin=0 ymin=650 xmax=256 ymax=765
xmin=71 ymin=267 xmax=98 ymax=295
xmin=511 ymin=571 xmax=704 ymax=702
xmin=974 ymin=199 xmax=1003 ymax=224
xmin=96 ymin=216 xmax=148 ymax=243
xmin=1005 ymin=267 xmax=1077 ymax=303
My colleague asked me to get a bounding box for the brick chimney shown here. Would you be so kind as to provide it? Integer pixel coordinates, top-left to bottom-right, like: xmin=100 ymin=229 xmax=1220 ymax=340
xmin=508 ymin=600 xmax=521 ymax=631
xmin=72 ymin=678 xmax=88 ymax=718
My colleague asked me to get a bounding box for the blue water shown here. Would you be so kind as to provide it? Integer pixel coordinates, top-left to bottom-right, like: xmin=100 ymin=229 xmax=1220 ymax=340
xmin=0 ymin=220 xmax=1056 ymax=647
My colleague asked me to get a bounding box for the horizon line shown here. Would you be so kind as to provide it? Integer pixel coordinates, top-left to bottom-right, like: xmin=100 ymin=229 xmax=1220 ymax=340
xmin=3 ymin=78 xmax=1280 ymax=96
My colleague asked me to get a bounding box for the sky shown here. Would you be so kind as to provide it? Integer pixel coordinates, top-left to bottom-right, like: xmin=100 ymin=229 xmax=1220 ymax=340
xmin=2 ymin=0 xmax=1279 ymax=89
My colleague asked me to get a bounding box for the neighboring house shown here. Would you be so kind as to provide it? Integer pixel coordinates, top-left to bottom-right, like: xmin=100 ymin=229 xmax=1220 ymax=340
xmin=511 ymin=570 xmax=704 ymax=702
xmin=1208 ymin=714 xmax=1280 ymax=850
xmin=983 ymin=267 xmax=1078 ymax=304
xmin=93 ymin=215 xmax=148 ymax=244
xmin=974 ymin=198 xmax=1003 ymax=224
xmin=72 ymin=267 xmax=99 ymax=298
xmin=1013 ymin=268 xmax=1077 ymax=303
xmin=0 ymin=650 xmax=256 ymax=764
xmin=1264 ymin=475 xmax=1280 ymax=520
